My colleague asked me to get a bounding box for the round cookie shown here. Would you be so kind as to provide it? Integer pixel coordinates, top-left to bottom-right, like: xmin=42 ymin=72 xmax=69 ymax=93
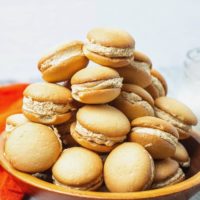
xmin=152 ymin=158 xmax=185 ymax=189
xmin=172 ymin=142 xmax=190 ymax=167
xmin=38 ymin=41 xmax=88 ymax=83
xmin=55 ymin=115 xmax=78 ymax=147
xmin=130 ymin=116 xmax=179 ymax=159
xmin=71 ymin=105 xmax=130 ymax=153
xmin=116 ymin=51 xmax=152 ymax=88
xmin=83 ymin=27 xmax=135 ymax=67
xmin=71 ymin=66 xmax=123 ymax=104
xmin=22 ymin=82 xmax=73 ymax=125
xmin=155 ymin=97 xmax=198 ymax=139
xmin=145 ymin=69 xmax=167 ymax=99
xmin=52 ymin=147 xmax=103 ymax=191
xmin=5 ymin=113 xmax=30 ymax=134
xmin=104 ymin=142 xmax=155 ymax=192
xmin=113 ymin=84 xmax=154 ymax=120
xmin=5 ymin=122 xmax=62 ymax=173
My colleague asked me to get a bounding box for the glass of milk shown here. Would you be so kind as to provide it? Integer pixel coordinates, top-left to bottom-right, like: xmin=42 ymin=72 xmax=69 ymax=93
xmin=178 ymin=48 xmax=200 ymax=131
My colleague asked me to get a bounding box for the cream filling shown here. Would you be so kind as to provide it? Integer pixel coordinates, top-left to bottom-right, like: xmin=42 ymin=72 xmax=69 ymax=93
xmin=40 ymin=48 xmax=82 ymax=71
xmin=121 ymin=91 xmax=142 ymax=102
xmin=51 ymin=126 xmax=63 ymax=148
xmin=121 ymin=91 xmax=154 ymax=115
xmin=53 ymin=175 xmax=103 ymax=191
xmin=143 ymin=154 xmax=155 ymax=190
xmin=151 ymin=76 xmax=165 ymax=96
xmin=23 ymin=97 xmax=71 ymax=116
xmin=131 ymin=60 xmax=151 ymax=74
xmin=132 ymin=127 xmax=178 ymax=147
xmin=75 ymin=122 xmax=126 ymax=147
xmin=152 ymin=168 xmax=185 ymax=189
xmin=71 ymin=78 xmax=123 ymax=94
xmin=155 ymin=107 xmax=191 ymax=132
xmin=85 ymin=42 xmax=134 ymax=58
xmin=179 ymin=159 xmax=190 ymax=167
xmin=5 ymin=124 xmax=15 ymax=133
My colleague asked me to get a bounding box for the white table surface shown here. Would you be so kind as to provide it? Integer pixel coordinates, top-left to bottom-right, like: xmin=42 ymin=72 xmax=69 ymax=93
xmin=1 ymin=1 xmax=200 ymax=199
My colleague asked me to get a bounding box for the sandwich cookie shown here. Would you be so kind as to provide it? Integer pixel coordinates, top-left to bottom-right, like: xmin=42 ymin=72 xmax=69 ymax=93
xmin=113 ymin=84 xmax=154 ymax=120
xmin=104 ymin=142 xmax=155 ymax=192
xmin=52 ymin=147 xmax=103 ymax=191
xmin=152 ymin=158 xmax=185 ymax=189
xmin=22 ymin=82 xmax=73 ymax=125
xmin=130 ymin=116 xmax=179 ymax=159
xmin=83 ymin=27 xmax=135 ymax=68
xmin=116 ymin=51 xmax=152 ymax=88
xmin=5 ymin=122 xmax=62 ymax=173
xmin=5 ymin=114 xmax=29 ymax=134
xmin=172 ymin=142 xmax=190 ymax=167
xmin=70 ymin=105 xmax=130 ymax=152
xmin=155 ymin=97 xmax=198 ymax=139
xmin=38 ymin=41 xmax=88 ymax=83
xmin=71 ymin=66 xmax=123 ymax=104
xmin=55 ymin=115 xmax=78 ymax=147
xmin=145 ymin=69 xmax=167 ymax=99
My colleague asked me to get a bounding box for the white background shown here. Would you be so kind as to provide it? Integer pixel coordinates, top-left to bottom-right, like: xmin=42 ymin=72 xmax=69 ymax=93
xmin=0 ymin=0 xmax=200 ymax=84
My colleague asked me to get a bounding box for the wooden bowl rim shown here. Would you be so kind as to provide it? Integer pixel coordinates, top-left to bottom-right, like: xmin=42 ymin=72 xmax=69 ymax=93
xmin=0 ymin=133 xmax=200 ymax=199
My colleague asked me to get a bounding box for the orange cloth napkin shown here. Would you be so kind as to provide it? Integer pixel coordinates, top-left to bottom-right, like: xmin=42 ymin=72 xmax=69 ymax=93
xmin=0 ymin=83 xmax=28 ymax=200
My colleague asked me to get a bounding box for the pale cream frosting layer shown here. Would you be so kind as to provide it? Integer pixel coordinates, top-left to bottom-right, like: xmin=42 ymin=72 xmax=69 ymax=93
xmin=72 ymin=78 xmax=123 ymax=95
xmin=152 ymin=168 xmax=185 ymax=189
xmin=179 ymin=159 xmax=190 ymax=168
xmin=53 ymin=175 xmax=103 ymax=191
xmin=40 ymin=48 xmax=82 ymax=71
xmin=75 ymin=122 xmax=126 ymax=147
xmin=151 ymin=76 xmax=165 ymax=96
xmin=132 ymin=127 xmax=178 ymax=147
xmin=143 ymin=154 xmax=155 ymax=190
xmin=51 ymin=126 xmax=63 ymax=148
xmin=155 ymin=107 xmax=191 ymax=132
xmin=121 ymin=91 xmax=154 ymax=115
xmin=23 ymin=97 xmax=71 ymax=116
xmin=85 ymin=42 xmax=134 ymax=58
xmin=131 ymin=60 xmax=151 ymax=74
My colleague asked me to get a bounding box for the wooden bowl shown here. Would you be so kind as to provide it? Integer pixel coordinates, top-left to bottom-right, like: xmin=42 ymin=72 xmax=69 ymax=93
xmin=0 ymin=132 xmax=200 ymax=200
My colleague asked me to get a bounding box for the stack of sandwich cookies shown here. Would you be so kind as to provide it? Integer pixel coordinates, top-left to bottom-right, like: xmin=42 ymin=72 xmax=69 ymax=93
xmin=113 ymin=84 xmax=154 ymax=120
xmin=116 ymin=51 xmax=152 ymax=88
xmin=83 ymin=27 xmax=135 ymax=67
xmin=3 ymin=27 xmax=198 ymax=193
xmin=155 ymin=97 xmax=198 ymax=139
